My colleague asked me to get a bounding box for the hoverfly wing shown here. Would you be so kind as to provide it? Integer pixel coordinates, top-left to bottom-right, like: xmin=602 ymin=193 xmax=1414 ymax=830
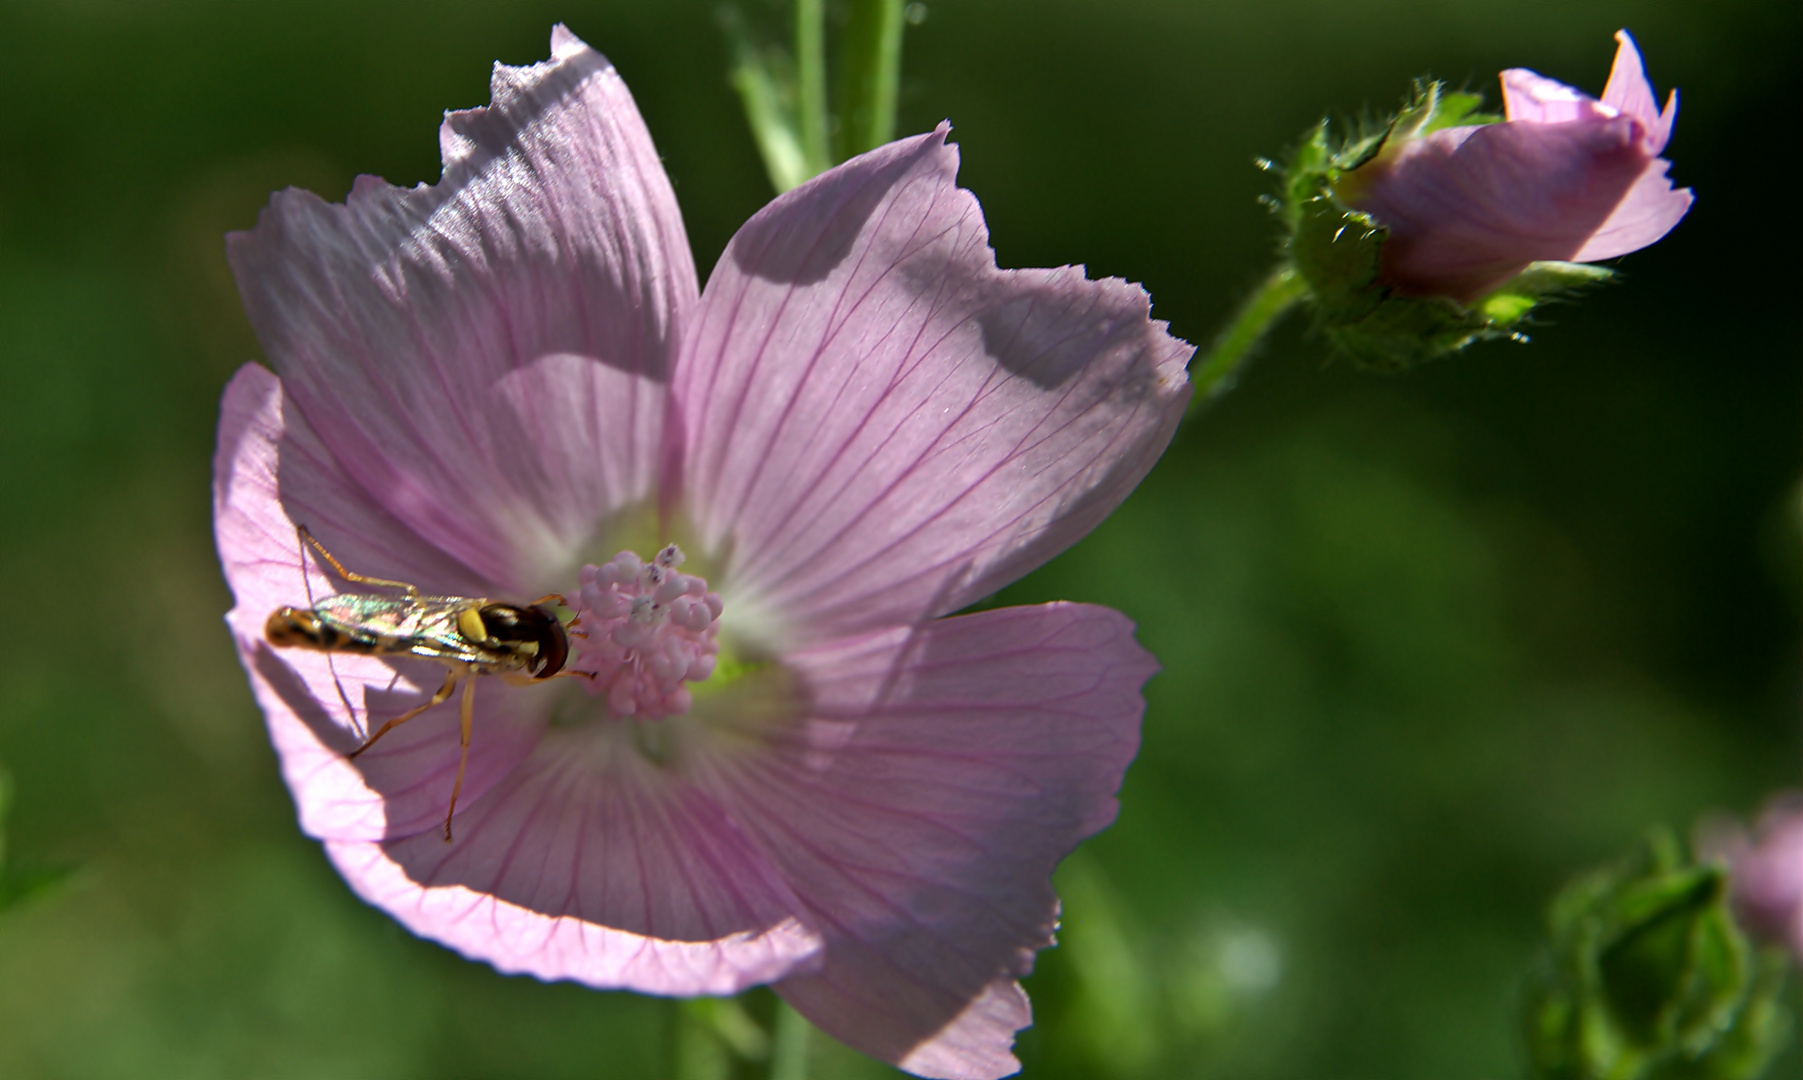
xmin=308 ymin=594 xmax=490 ymax=665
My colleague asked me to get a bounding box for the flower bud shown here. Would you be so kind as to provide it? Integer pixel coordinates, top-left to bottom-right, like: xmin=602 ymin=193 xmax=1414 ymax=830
xmin=1282 ymin=31 xmax=1691 ymax=369
xmin=1521 ymin=829 xmax=1790 ymax=1080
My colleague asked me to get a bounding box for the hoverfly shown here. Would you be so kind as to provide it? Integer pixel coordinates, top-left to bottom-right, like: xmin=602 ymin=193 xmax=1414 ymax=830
xmin=265 ymin=526 xmax=575 ymax=842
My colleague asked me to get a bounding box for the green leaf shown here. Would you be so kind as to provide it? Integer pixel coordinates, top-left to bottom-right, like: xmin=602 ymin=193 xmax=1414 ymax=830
xmin=0 ymin=766 xmax=11 ymax=874
xmin=793 ymin=0 xmax=829 ymax=176
xmin=1279 ymin=122 xmax=1331 ymax=230
xmin=721 ymin=7 xmax=810 ymax=194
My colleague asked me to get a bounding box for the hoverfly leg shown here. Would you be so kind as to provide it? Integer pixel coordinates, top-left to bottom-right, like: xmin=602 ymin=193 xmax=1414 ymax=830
xmin=350 ymin=667 xmax=460 ymax=758
xmin=444 ymin=669 xmax=477 ymax=843
xmin=544 ymin=668 xmax=598 ymax=681
xmin=527 ymin=593 xmax=568 ymax=608
xmin=297 ymin=524 xmax=423 ymax=599
xmin=295 ymin=526 xmax=369 ymax=738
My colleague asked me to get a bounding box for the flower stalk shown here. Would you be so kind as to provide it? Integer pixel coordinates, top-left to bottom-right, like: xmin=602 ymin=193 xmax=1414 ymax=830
xmin=725 ymin=0 xmax=911 ymax=192
xmin=1187 ymin=263 xmax=1305 ymax=409
xmin=769 ymin=999 xmax=812 ymax=1080
xmin=793 ymin=0 xmax=830 ymax=177
xmin=835 ymin=0 xmax=907 ymax=160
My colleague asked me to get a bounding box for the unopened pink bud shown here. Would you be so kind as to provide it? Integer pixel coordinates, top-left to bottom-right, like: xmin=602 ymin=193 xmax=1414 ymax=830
xmin=1340 ymin=30 xmax=1691 ymax=304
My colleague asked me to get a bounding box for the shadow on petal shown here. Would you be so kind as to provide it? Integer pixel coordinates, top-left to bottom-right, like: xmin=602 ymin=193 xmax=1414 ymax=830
xmin=252 ymin=641 xmax=546 ymax=840
xmin=729 ymin=135 xmax=923 ymax=286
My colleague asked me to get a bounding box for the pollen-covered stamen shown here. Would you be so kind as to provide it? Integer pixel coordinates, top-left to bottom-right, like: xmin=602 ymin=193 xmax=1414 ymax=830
xmin=572 ymin=545 xmax=722 ymax=720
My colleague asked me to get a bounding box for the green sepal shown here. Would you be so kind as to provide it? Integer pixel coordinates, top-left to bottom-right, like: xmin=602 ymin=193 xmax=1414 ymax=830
xmin=1419 ymin=89 xmax=1500 ymax=134
xmin=1288 ymin=176 xmax=1521 ymax=371
xmin=1477 ymin=261 xmax=1615 ymax=326
xmin=1522 ymin=829 xmax=1792 ymax=1080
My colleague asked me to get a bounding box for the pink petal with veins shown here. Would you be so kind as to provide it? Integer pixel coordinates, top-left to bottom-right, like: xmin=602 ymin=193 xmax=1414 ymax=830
xmin=1568 ymin=155 xmax=1693 ymax=263
xmin=1500 ymin=68 xmax=1615 ymax=125
xmin=674 ymin=126 xmax=1191 ymax=644
xmin=749 ymin=604 xmax=1152 ymax=1076
xmin=325 ymin=728 xmax=828 ymax=996
xmin=228 ymin=27 xmax=689 ymax=590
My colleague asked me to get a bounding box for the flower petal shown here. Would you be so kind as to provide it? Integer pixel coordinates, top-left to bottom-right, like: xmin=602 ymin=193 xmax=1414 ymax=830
xmin=1500 ymin=68 xmax=1614 ymax=125
xmin=1567 ymin=155 xmax=1693 ymax=262
xmin=324 ymin=724 xmax=827 ymax=996
xmin=1358 ymin=117 xmax=1669 ymax=302
xmin=1727 ymin=796 xmax=1803 ymax=962
xmin=228 ymin=26 xmax=693 ymax=591
xmin=716 ymin=603 xmax=1153 ymax=1077
xmin=1601 ymin=29 xmax=1676 ymax=154
xmin=672 ymin=126 xmax=1191 ymax=643
xmin=215 ymin=363 xmax=546 ymax=840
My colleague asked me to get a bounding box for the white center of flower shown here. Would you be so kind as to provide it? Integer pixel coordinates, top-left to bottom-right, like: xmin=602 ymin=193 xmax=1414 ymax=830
xmin=572 ymin=545 xmax=722 ymax=720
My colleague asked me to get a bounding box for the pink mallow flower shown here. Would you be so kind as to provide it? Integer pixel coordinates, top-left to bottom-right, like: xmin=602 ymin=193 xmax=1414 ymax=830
xmin=212 ymin=26 xmax=1191 ymax=1080
xmin=1703 ymin=795 xmax=1803 ymax=962
xmin=1337 ymin=30 xmax=1693 ymax=304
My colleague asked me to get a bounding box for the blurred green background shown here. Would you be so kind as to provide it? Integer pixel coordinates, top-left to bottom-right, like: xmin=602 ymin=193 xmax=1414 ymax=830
xmin=0 ymin=0 xmax=1797 ymax=1076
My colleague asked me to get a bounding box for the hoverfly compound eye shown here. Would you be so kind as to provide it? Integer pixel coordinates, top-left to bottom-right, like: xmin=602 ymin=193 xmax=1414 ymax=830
xmin=476 ymin=603 xmax=567 ymax=677
xmin=534 ymin=607 xmax=569 ymax=678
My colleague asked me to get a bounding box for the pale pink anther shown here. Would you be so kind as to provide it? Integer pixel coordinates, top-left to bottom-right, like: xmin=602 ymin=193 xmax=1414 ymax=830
xmin=574 ymin=545 xmax=722 ymax=719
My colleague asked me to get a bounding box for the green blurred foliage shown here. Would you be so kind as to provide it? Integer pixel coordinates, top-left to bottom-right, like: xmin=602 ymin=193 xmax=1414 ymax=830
xmin=0 ymin=0 xmax=1796 ymax=1077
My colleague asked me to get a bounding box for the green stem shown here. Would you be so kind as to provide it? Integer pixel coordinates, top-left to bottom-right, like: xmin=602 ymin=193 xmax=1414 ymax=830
xmin=721 ymin=5 xmax=810 ymax=194
xmin=835 ymin=0 xmax=906 ymax=160
xmin=1188 ymin=264 xmax=1307 ymax=406
xmin=768 ymin=999 xmax=810 ymax=1080
xmin=672 ymin=1000 xmax=729 ymax=1080
xmin=793 ymin=0 xmax=831 ymax=179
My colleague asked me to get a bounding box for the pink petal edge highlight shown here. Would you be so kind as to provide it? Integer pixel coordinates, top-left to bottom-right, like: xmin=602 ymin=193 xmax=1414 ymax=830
xmin=1500 ymin=68 xmax=1613 ymax=126
xmin=325 ymin=834 xmax=825 ymax=997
